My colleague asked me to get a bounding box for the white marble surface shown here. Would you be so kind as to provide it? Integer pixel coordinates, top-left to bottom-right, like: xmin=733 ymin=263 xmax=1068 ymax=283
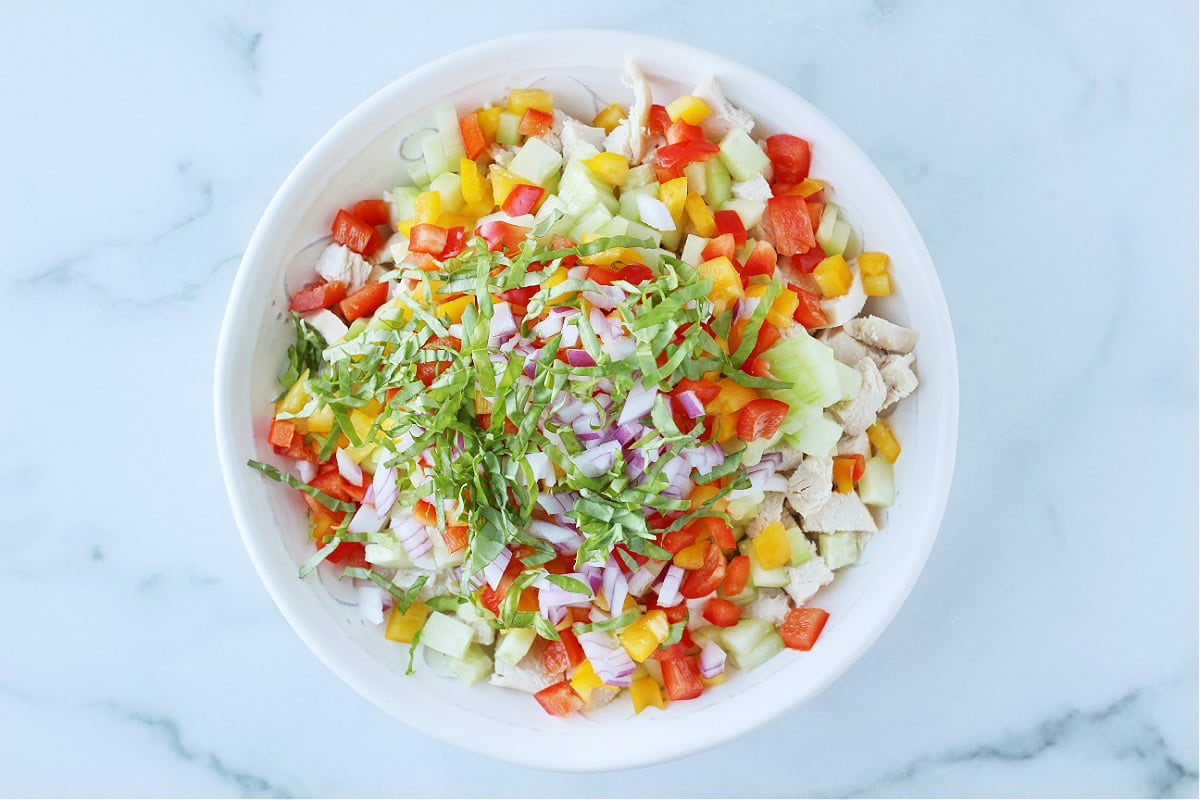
xmin=2 ymin=1 xmax=1196 ymax=797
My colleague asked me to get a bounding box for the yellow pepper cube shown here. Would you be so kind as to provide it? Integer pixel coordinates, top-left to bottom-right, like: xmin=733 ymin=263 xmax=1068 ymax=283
xmin=436 ymin=294 xmax=474 ymax=323
xmin=342 ymin=441 xmax=378 ymax=465
xmin=306 ymin=404 xmax=334 ymax=434
xmin=711 ymin=411 xmax=739 ymax=444
xmin=659 ymin=177 xmax=688 ymax=222
xmin=507 ymin=88 xmax=553 ymax=116
xmin=489 ymin=165 xmax=523 ymax=208
xmin=396 ymin=217 xmax=416 ymax=238
xmin=476 ymin=107 xmax=502 ymax=142
xmin=616 ymin=247 xmax=645 ymax=265
xmin=697 ymin=256 xmax=744 ymax=314
xmin=862 ymin=272 xmax=893 ymax=296
xmin=582 ymin=152 xmax=630 ymax=186
xmin=348 ymin=407 xmax=376 ymax=444
xmin=569 ymin=660 xmax=613 ymax=708
xmin=629 ymin=676 xmax=667 ymax=714
xmin=793 ymin=178 xmax=824 ymax=198
xmin=684 ymin=192 xmax=718 ymax=237
xmin=673 ymin=541 xmax=710 ymax=570
xmin=274 ymin=369 xmax=310 ymax=416
xmin=619 ymin=610 xmax=670 ymax=663
xmin=745 ymin=284 xmax=800 ymax=327
xmin=413 ymin=191 xmax=441 ymax=225
xmin=700 ymin=673 xmax=726 ymax=686
xmin=813 ymin=254 xmax=853 ymax=298
xmin=459 ymin=158 xmax=485 ymax=205
xmin=688 ymin=483 xmax=729 ymax=513
xmin=707 ymin=378 xmax=758 ymax=415
xmin=385 ymin=601 xmax=431 ymax=644
xmin=753 ymin=522 xmax=792 ymax=570
xmin=867 ymin=420 xmax=902 ymax=463
xmin=592 ymin=103 xmax=627 ymax=134
xmin=858 ymin=251 xmax=890 ymax=276
xmin=666 ymin=94 xmax=712 ymax=125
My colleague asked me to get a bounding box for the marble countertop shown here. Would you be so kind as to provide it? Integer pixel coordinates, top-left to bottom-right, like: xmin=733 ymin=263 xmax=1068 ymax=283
xmin=2 ymin=1 xmax=1196 ymax=797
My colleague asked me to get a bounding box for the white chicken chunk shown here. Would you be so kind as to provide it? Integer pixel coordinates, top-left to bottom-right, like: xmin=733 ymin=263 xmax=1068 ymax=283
xmin=490 ymin=640 xmax=557 ymax=694
xmin=302 ymin=309 xmax=348 ymax=346
xmin=784 ymin=557 xmax=835 ymax=606
xmin=800 ymin=492 xmax=878 ymax=534
xmin=691 ymin=75 xmax=755 ymax=139
xmin=819 ymin=328 xmax=883 ymax=368
xmin=879 ymin=352 xmax=919 ymax=411
xmin=831 ymin=357 xmax=886 ymax=436
xmin=623 ymin=60 xmax=653 ymax=162
xmin=747 ymin=492 xmax=786 ymax=538
xmin=844 ymin=315 xmax=919 ymax=354
xmin=775 ymin=445 xmax=807 ymax=472
xmin=836 ymin=430 xmax=871 ymax=459
xmin=744 ymin=588 xmax=791 ymax=626
xmin=731 ymin=174 xmax=773 ymax=204
xmin=314 ymin=243 xmax=371 ymax=293
xmin=487 ymin=142 xmax=520 ymax=167
xmin=560 ymin=116 xmax=607 ymax=160
xmin=603 ymin=120 xmax=633 ymax=160
xmin=786 ymin=456 xmax=833 ymax=516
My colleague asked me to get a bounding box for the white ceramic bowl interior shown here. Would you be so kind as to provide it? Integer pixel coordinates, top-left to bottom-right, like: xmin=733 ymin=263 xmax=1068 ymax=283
xmin=214 ymin=30 xmax=958 ymax=772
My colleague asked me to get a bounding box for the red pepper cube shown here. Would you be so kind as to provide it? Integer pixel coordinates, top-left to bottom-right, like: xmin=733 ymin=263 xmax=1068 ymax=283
xmin=331 ymin=209 xmax=382 ymax=256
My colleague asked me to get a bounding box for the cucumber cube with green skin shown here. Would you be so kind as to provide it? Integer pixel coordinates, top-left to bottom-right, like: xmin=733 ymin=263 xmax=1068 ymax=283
xmin=723 ymin=584 xmax=759 ymax=606
xmin=623 ymin=218 xmax=663 ymax=248
xmin=689 ymin=625 xmax=724 ymax=649
xmin=385 ymin=186 xmax=420 ymax=222
xmin=725 ymin=491 xmax=765 ymax=522
xmin=683 ymin=162 xmax=708 ymax=195
xmin=507 ymin=137 xmax=564 ymax=186
xmin=596 ymin=216 xmax=631 ymax=239
xmin=429 ymin=171 xmax=465 ymax=213
xmin=718 ymin=128 xmax=771 ymax=181
xmin=496 ymin=111 xmax=522 ymax=145
xmin=558 ymin=159 xmax=618 ymax=214
xmin=658 ymin=228 xmax=682 ymax=253
xmin=494 ymin=627 xmax=537 ymax=666
xmin=825 ymin=219 xmax=852 ymax=256
xmin=570 ymin=204 xmax=615 ymax=241
xmin=446 ymin=643 xmax=493 ymax=686
xmin=364 ymin=539 xmax=414 ymax=569
xmin=420 ymin=611 xmax=474 ymax=659
xmin=704 ymin=157 xmax=732 ymax=209
xmin=421 ymin=132 xmax=450 ymax=180
xmin=618 ymin=184 xmax=658 ymax=221
xmin=736 ymin=629 xmax=785 ymax=671
xmin=406 ymin=157 xmax=431 ymax=188
xmin=534 ymin=194 xmax=577 ymax=236
xmin=622 ymin=163 xmax=657 ymax=191
xmin=433 ymin=106 xmax=466 ymax=165
xmin=816 ymin=203 xmax=840 ymax=250
xmin=720 ymin=197 xmax=767 ymax=230
xmin=785 ymin=413 xmax=844 ymax=457
xmin=818 ymin=531 xmax=860 ymax=571
xmin=718 ymin=617 xmax=773 ymax=659
xmin=857 ymin=456 xmax=895 ymax=507
xmin=786 ymin=528 xmax=814 ymax=566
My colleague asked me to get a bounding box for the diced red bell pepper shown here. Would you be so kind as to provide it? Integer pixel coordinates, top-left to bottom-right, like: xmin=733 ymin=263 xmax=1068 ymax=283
xmin=331 ymin=209 xmax=382 ymax=255
xmin=780 ymin=607 xmax=830 ymax=651
xmin=703 ymin=597 xmax=742 ymax=628
xmin=443 ymin=524 xmax=469 ymax=554
xmin=682 ymin=516 xmax=735 ymax=550
xmin=648 ymin=104 xmax=671 ymax=136
xmin=736 ymin=398 xmax=790 ymax=441
xmin=730 ymin=319 xmax=781 ymax=360
xmin=679 ymin=542 xmax=727 ymax=599
xmin=672 ymin=378 xmax=721 ymax=405
xmin=439 ymin=226 xmax=466 ymax=260
xmin=656 ymin=140 xmax=720 ymax=171
xmin=713 ymin=210 xmax=748 ymax=246
xmin=616 ymin=263 xmax=654 ymax=284
xmin=661 ymin=656 xmax=704 ymax=701
xmin=413 ymin=498 xmax=437 ymax=526
xmin=289 ymin=279 xmax=347 ymax=313
xmin=476 ymin=220 xmax=531 ymax=254
xmin=543 ymin=630 xmax=585 ymax=674
xmin=458 ymin=112 xmax=488 ymax=159
xmin=518 ymin=107 xmax=554 ymax=137
xmin=765 ymin=134 xmax=813 ymax=184
xmin=584 ymin=264 xmax=617 ymax=286
xmin=666 ymin=119 xmax=705 ymax=145
xmin=740 ymin=240 xmax=777 ymax=279
xmin=655 ymin=164 xmax=684 ymax=184
xmin=338 ymin=281 xmax=389 ymax=322
xmin=661 ymin=603 xmax=689 ymax=625
xmin=791 ymin=285 xmax=827 ymax=329
xmin=325 ymin=540 xmax=370 ymax=568
xmin=806 ymin=201 xmax=824 ymax=236
xmin=651 ymin=642 xmax=688 ymax=662
xmin=661 ymin=527 xmax=699 ymax=555
xmin=498 ymin=284 xmax=539 ymax=308
xmin=534 ymin=681 xmax=585 ymax=717
xmin=742 ymin=357 xmax=774 ymax=379
xmin=701 ymin=233 xmax=737 ymax=262
xmin=409 ymin=223 xmax=449 ymax=255
xmin=415 ymin=361 xmax=451 ymax=387
xmin=275 ymin=435 xmax=318 ymax=463
xmin=268 ymin=419 xmax=297 ymax=448
xmin=351 ymin=198 xmax=391 ymax=226
xmin=767 ymin=195 xmax=816 ymax=256
xmin=310 ymin=470 xmax=365 ymax=504
xmin=502 ymin=183 xmax=544 ymax=216
xmin=721 ymin=555 xmax=750 ymax=597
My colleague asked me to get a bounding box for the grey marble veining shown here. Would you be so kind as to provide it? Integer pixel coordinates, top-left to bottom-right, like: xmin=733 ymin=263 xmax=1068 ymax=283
xmin=1 ymin=0 xmax=1195 ymax=797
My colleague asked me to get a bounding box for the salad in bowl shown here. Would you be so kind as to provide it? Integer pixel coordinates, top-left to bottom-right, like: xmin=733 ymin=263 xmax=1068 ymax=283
xmin=248 ymin=63 xmax=921 ymax=718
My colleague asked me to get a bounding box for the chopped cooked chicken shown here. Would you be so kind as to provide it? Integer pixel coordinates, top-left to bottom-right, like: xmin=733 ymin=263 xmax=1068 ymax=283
xmin=879 ymin=352 xmax=919 ymax=411
xmin=487 ymin=143 xmax=520 ymax=167
xmin=732 ymin=174 xmax=772 ymax=203
xmin=776 ymin=445 xmax=807 ymax=471
xmin=819 ymin=328 xmax=883 ymax=367
xmin=747 ymin=492 xmax=786 ymax=538
xmin=623 ymin=60 xmax=653 ymax=162
xmin=800 ymin=491 xmax=878 ymax=533
xmin=831 ymin=357 xmax=886 ymax=435
xmin=314 ymin=243 xmax=371 ymax=293
xmin=786 ymin=456 xmax=833 ymax=516
xmin=844 ymin=315 xmax=919 ymax=354
xmin=744 ymin=588 xmax=790 ymax=626
xmin=837 ymin=430 xmax=870 ymax=459
xmin=691 ymin=75 xmax=755 ymax=139
xmin=559 ymin=115 xmax=607 ymax=160
xmin=490 ymin=640 xmax=557 ymax=694
xmin=784 ymin=556 xmax=835 ymax=606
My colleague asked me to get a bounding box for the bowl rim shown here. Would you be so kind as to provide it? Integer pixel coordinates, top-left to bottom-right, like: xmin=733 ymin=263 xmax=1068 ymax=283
xmin=214 ymin=28 xmax=959 ymax=772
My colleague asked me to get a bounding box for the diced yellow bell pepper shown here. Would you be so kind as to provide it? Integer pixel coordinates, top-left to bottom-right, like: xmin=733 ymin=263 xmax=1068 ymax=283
xmin=616 ymin=247 xmax=645 ymax=265
xmin=673 ymin=541 xmax=710 ymax=570
xmin=712 ymin=412 xmax=739 ymax=444
xmin=697 ymin=256 xmax=743 ymax=314
xmin=507 ymin=88 xmax=553 ymax=116
xmin=275 ymin=369 xmax=310 ymax=416
xmin=489 ymin=165 xmax=523 ymax=208
xmin=310 ymin=511 xmax=337 ymax=541
xmin=396 ymin=217 xmax=416 ymax=238
xmin=414 ymin=191 xmax=441 ymax=225
xmin=701 ymin=673 xmax=726 ymax=686
xmin=745 ymin=284 xmax=800 ymax=326
xmin=570 ymin=660 xmax=613 ymax=707
xmin=619 ymin=610 xmax=670 ymax=662
xmin=348 ymin=407 xmax=375 ymax=444
xmin=659 ymin=177 xmax=688 ymax=223
xmin=688 ymin=483 xmax=729 ymax=513
xmin=385 ymin=601 xmax=431 ymax=643
xmin=578 ymin=232 xmax=622 ymax=266
xmin=813 ymin=254 xmax=853 ymax=298
xmin=832 ymin=455 xmax=856 ymax=493
xmin=753 ymin=522 xmax=792 ymax=570
xmin=592 ymin=103 xmax=627 ymax=134
xmin=684 ymin=192 xmax=718 ymax=237
xmin=436 ymin=294 xmax=474 ymax=323
xmin=362 ymin=398 xmax=384 ymax=417
xmin=629 ymin=676 xmax=667 ymax=714
xmin=582 ymin=152 xmax=630 ymax=186
xmin=435 ymin=212 xmax=474 ymax=231
xmin=858 ymin=251 xmax=890 ymax=276
xmin=306 ymin=404 xmax=334 ymax=434
xmin=867 ymin=419 xmax=901 ymax=463
xmin=342 ymin=441 xmax=378 ymax=465
xmin=862 ymin=273 xmax=893 ymax=296
xmin=666 ymin=94 xmax=711 ymax=125
xmin=707 ymin=378 xmax=758 ymax=414
xmin=792 ymin=178 xmax=824 ymax=198
xmin=476 ymin=107 xmax=502 ymax=142
xmin=460 ymin=158 xmax=485 ymax=205
xmin=462 ymin=188 xmax=495 ymax=220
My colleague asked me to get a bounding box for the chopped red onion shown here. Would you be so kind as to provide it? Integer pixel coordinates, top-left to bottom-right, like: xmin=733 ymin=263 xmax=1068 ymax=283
xmin=583 ymin=286 xmax=625 ymax=310
xmin=448 ymin=323 xmax=464 ymax=340
xmin=559 ymin=321 xmax=580 ymax=348
xmin=567 ymin=265 xmax=589 ymax=280
xmin=626 ymin=563 xmax=661 ymax=597
xmin=576 ymin=631 xmax=617 ymax=663
xmin=335 ymin=448 xmax=364 ymax=486
xmin=488 ymin=301 xmax=517 ymax=343
xmin=735 ymin=295 xmax=761 ymax=321
xmin=566 ymin=349 xmax=597 ymax=367
xmin=681 ymin=443 xmax=725 ymax=473
xmin=524 ymin=452 xmax=554 ymax=483
xmin=391 ymin=515 xmax=432 ymax=559
xmin=539 ymin=583 xmax=592 ymax=608
xmin=614 ymin=422 xmax=643 ymax=447
xmin=542 ymin=604 xmax=567 ymax=626
xmin=532 ymin=314 xmax=564 ymax=340
xmin=579 ymin=563 xmax=604 ymax=594
xmin=698 ymin=641 xmax=727 ymax=679
xmin=657 ymin=564 xmax=685 ymax=606
xmin=482 ymin=548 xmax=512 ymax=589
xmin=676 ymin=390 xmax=706 ymax=420
xmin=534 ymin=493 xmax=574 ymax=516
xmin=596 ymin=647 xmax=636 ymax=687
xmin=600 ymin=335 xmax=636 ymax=361
xmin=529 ymin=519 xmax=581 ymax=545
xmin=348 ymin=502 xmax=386 ymax=534
xmin=618 ymin=381 xmax=658 ymax=426
xmin=362 ymin=485 xmax=376 ymax=506
xmin=573 ymin=440 xmax=620 ymax=478
xmin=295 ymin=459 xmax=317 ymax=483
xmin=602 ymin=557 xmax=629 ymax=618
xmin=624 ymin=450 xmax=647 ymax=479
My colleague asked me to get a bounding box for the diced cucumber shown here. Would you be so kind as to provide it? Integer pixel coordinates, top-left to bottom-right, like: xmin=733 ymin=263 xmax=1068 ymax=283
xmin=507 ymin=137 xmax=564 ymax=186
xmin=683 ymin=162 xmax=707 ymax=195
xmin=558 ymin=159 xmax=618 ymax=214
xmin=825 ymin=219 xmax=852 ymax=256
xmin=689 ymin=625 xmax=723 ymax=649
xmin=836 ymin=360 xmax=862 ymax=401
xmin=622 ymin=163 xmax=657 ymax=191
xmin=720 ymin=198 xmax=767 ymax=230
xmin=421 ymin=132 xmax=450 ymax=181
xmin=420 ymin=611 xmax=474 ymax=659
xmin=534 ymin=194 xmax=577 ymax=236
xmin=816 ymin=204 xmax=840 ymax=250
xmin=623 ymin=218 xmax=663 ymax=248
xmin=786 ymin=528 xmax=814 ymax=566
xmin=785 ymin=413 xmax=843 ymax=457
xmin=494 ymin=627 xmax=537 ymax=666
xmin=762 ymin=330 xmax=844 ymax=411
xmin=384 ymin=185 xmax=419 ymax=223
xmin=433 ymin=106 xmax=466 ymax=166
xmin=428 ymin=171 xmax=465 ymax=214
xmin=704 ymin=157 xmax=732 ymax=209
xmin=364 ymin=539 xmax=414 ymax=569
xmin=724 ymin=584 xmax=759 ymax=606
xmin=741 ymin=541 xmax=789 ymax=587
xmin=857 ymin=455 xmax=895 ymax=507
xmin=680 ymin=234 xmax=710 ymax=266
xmin=737 ymin=629 xmax=784 ymax=671
xmin=734 ymin=240 xmax=756 ymax=264
xmin=496 ymin=111 xmax=521 ymax=146
xmin=740 ymin=429 xmax=784 ymax=468
xmin=659 ymin=229 xmax=682 ymax=252
xmin=430 ymin=528 xmax=466 ymax=569
xmin=455 ymin=602 xmax=494 ymax=645
xmin=718 ymin=617 xmax=772 ymax=664
xmin=725 ymin=491 xmax=764 ymax=522
xmin=818 ymin=531 xmax=860 ymax=571
xmin=596 ymin=216 xmax=631 ymax=238
xmin=445 ymin=643 xmax=493 ymax=686
xmin=618 ymin=184 xmax=658 ymax=221
xmin=406 ymin=157 xmax=430 ymax=188
xmin=570 ymin=203 xmax=615 ymax=240
xmin=718 ymin=128 xmax=771 ymax=182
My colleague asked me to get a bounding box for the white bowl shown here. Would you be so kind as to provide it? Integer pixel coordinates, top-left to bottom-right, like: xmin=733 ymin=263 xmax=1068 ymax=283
xmin=214 ymin=30 xmax=958 ymax=772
